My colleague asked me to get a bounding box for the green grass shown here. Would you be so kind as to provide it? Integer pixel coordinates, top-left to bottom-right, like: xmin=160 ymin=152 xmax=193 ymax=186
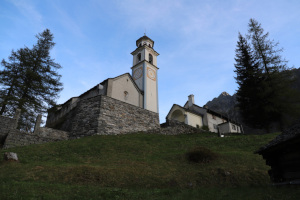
xmin=0 ymin=132 xmax=299 ymax=199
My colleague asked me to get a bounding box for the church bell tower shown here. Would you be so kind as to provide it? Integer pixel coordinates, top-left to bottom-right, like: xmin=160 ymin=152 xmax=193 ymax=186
xmin=131 ymin=35 xmax=159 ymax=113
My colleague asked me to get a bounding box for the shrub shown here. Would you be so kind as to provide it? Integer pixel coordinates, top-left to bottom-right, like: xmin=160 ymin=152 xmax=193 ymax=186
xmin=201 ymin=125 xmax=209 ymax=131
xmin=185 ymin=146 xmax=218 ymax=163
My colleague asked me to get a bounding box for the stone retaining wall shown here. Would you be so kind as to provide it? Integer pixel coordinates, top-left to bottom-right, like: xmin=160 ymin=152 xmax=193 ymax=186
xmin=69 ymin=95 xmax=102 ymax=138
xmin=161 ymin=120 xmax=203 ymax=135
xmin=3 ymin=128 xmax=69 ymax=149
xmin=0 ymin=110 xmax=20 ymax=146
xmin=99 ymin=95 xmax=160 ymax=135
xmin=69 ymin=95 xmax=160 ymax=138
xmin=0 ymin=115 xmax=16 ymax=144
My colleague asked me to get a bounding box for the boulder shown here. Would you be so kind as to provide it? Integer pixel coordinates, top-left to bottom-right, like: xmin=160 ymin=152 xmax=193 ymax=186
xmin=4 ymin=152 xmax=18 ymax=161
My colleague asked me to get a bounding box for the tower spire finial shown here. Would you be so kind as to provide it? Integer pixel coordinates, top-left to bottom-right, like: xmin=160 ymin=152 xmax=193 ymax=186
xmin=144 ymin=28 xmax=146 ymax=36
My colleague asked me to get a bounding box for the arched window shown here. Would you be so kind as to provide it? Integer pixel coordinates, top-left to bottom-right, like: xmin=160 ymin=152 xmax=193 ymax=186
xmin=148 ymin=44 xmax=151 ymax=48
xmin=137 ymin=53 xmax=141 ymax=62
xmin=149 ymin=53 xmax=153 ymax=64
xmin=139 ymin=43 xmax=142 ymax=47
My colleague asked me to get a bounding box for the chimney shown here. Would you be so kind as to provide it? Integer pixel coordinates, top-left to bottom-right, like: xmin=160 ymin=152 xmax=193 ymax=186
xmin=188 ymin=94 xmax=194 ymax=108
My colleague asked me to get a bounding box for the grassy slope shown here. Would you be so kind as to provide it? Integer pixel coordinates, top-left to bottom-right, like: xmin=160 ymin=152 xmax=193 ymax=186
xmin=0 ymin=132 xmax=299 ymax=199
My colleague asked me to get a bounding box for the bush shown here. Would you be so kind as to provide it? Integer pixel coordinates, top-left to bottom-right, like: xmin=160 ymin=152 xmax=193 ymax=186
xmin=201 ymin=125 xmax=209 ymax=131
xmin=185 ymin=146 xmax=218 ymax=163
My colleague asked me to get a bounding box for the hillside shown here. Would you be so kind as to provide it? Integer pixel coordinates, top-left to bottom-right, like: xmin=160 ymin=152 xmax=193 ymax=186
xmin=1 ymin=132 xmax=299 ymax=199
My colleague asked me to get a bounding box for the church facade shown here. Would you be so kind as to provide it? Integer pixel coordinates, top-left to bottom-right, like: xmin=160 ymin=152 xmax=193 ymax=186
xmin=46 ymin=35 xmax=160 ymax=137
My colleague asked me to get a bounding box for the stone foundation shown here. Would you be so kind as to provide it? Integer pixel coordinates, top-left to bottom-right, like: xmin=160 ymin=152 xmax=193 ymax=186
xmin=47 ymin=95 xmax=160 ymax=138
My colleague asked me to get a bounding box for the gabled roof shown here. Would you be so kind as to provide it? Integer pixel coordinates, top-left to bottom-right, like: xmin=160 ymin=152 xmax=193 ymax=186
xmin=183 ymin=101 xmax=240 ymax=125
xmin=166 ymin=104 xmax=204 ymax=119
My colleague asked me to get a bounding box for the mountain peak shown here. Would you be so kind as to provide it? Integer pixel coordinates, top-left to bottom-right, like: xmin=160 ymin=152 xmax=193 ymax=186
xmin=219 ymin=91 xmax=230 ymax=97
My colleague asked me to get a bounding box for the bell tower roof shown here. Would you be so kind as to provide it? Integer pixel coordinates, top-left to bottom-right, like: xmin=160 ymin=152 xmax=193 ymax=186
xmin=136 ymin=35 xmax=154 ymax=48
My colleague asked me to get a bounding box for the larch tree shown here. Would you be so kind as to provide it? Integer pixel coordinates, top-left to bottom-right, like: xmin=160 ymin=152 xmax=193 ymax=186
xmin=235 ymin=19 xmax=299 ymax=132
xmin=0 ymin=29 xmax=63 ymax=131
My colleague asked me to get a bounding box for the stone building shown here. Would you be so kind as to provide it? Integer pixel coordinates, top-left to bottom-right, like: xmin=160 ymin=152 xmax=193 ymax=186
xmin=166 ymin=95 xmax=242 ymax=134
xmin=46 ymin=35 xmax=160 ymax=137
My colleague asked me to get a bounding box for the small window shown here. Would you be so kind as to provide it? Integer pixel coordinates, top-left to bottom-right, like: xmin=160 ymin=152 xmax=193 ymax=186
xmin=232 ymin=124 xmax=236 ymax=130
xmin=213 ymin=124 xmax=218 ymax=129
xmin=124 ymin=91 xmax=128 ymax=100
xmin=139 ymin=43 xmax=142 ymax=47
xmin=149 ymin=53 xmax=153 ymax=64
xmin=137 ymin=53 xmax=141 ymax=62
xmin=148 ymin=44 xmax=151 ymax=48
xmin=212 ymin=115 xmax=216 ymax=120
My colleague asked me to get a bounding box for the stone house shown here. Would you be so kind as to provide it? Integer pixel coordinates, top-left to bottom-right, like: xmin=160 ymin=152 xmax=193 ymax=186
xmin=46 ymin=35 xmax=161 ymax=137
xmin=166 ymin=95 xmax=242 ymax=134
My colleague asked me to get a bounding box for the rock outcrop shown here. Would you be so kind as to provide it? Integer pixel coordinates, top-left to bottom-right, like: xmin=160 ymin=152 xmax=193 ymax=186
xmin=205 ymin=92 xmax=238 ymax=121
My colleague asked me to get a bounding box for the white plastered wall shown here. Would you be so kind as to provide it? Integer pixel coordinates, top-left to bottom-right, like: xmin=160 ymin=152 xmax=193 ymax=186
xmin=228 ymin=122 xmax=241 ymax=133
xmin=186 ymin=112 xmax=203 ymax=128
xmin=132 ymin=49 xmax=145 ymax=66
xmin=108 ymin=75 xmax=141 ymax=107
xmin=207 ymin=113 xmax=226 ymax=133
xmin=145 ymin=48 xmax=157 ymax=66
xmin=144 ymin=63 xmax=158 ymax=113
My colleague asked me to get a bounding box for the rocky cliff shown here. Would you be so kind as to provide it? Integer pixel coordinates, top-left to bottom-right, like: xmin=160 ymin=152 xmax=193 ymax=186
xmin=205 ymin=92 xmax=236 ymax=115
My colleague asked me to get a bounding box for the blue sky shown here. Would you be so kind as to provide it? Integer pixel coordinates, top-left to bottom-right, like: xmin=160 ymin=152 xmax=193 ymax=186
xmin=1 ymin=0 xmax=300 ymax=122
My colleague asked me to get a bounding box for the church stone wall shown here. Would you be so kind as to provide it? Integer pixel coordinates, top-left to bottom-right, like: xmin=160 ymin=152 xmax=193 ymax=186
xmin=68 ymin=95 xmax=102 ymax=138
xmin=97 ymin=95 xmax=160 ymax=135
xmin=55 ymin=95 xmax=160 ymax=138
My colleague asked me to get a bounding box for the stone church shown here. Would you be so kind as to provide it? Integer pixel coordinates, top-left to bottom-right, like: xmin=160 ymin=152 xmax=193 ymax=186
xmin=46 ymin=35 xmax=160 ymax=138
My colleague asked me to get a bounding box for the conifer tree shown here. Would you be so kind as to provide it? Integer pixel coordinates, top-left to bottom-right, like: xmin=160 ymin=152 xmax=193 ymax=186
xmin=0 ymin=29 xmax=63 ymax=130
xmin=234 ymin=33 xmax=264 ymax=128
xmin=235 ymin=19 xmax=299 ymax=131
